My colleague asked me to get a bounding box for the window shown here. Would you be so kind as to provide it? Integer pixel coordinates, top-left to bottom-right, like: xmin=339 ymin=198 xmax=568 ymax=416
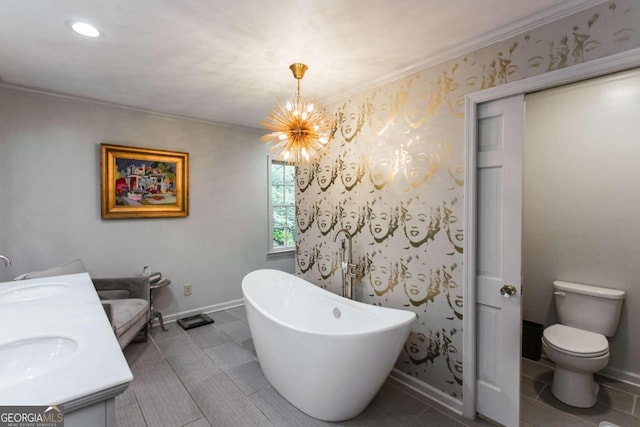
xmin=268 ymin=157 xmax=295 ymax=253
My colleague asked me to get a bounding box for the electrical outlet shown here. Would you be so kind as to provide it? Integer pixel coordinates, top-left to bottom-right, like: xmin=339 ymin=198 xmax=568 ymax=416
xmin=184 ymin=284 xmax=193 ymax=296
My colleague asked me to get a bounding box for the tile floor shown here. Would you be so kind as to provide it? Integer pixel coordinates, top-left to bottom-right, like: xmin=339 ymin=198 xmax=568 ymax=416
xmin=116 ymin=306 xmax=490 ymax=427
xmin=115 ymin=306 xmax=640 ymax=426
xmin=520 ymin=356 xmax=640 ymax=426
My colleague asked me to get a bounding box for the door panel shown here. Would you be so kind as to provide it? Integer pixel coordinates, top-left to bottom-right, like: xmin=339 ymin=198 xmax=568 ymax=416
xmin=475 ymin=95 xmax=524 ymax=427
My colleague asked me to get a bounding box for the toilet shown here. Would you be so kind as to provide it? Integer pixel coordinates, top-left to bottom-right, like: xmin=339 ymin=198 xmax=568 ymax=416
xmin=542 ymin=281 xmax=625 ymax=408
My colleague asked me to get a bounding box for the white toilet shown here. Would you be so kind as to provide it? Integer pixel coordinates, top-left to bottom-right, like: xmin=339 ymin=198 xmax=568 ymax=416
xmin=542 ymin=281 xmax=625 ymax=408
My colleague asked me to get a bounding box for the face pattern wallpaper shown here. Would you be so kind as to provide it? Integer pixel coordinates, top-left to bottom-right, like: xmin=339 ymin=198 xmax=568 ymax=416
xmin=296 ymin=1 xmax=639 ymax=399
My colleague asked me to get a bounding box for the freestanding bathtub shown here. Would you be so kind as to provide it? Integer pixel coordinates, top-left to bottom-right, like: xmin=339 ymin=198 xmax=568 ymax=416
xmin=242 ymin=269 xmax=416 ymax=421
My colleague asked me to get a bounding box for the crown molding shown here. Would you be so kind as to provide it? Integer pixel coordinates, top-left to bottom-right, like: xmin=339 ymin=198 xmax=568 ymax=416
xmin=0 ymin=81 xmax=263 ymax=132
xmin=321 ymin=0 xmax=606 ymax=106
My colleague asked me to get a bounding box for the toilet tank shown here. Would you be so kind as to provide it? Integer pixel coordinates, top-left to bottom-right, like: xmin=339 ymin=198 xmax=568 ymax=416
xmin=553 ymin=281 xmax=625 ymax=336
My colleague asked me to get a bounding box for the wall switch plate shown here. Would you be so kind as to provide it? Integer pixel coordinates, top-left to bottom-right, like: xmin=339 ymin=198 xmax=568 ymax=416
xmin=184 ymin=284 xmax=193 ymax=296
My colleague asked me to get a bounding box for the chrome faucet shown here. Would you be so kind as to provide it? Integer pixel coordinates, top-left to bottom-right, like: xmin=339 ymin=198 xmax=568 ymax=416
xmin=333 ymin=228 xmax=357 ymax=300
xmin=0 ymin=255 xmax=11 ymax=267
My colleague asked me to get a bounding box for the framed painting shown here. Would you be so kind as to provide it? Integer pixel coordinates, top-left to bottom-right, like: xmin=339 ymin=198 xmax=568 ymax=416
xmin=100 ymin=144 xmax=189 ymax=219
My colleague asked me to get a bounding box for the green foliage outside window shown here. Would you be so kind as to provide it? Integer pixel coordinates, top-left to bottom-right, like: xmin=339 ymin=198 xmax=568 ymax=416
xmin=271 ymin=161 xmax=296 ymax=249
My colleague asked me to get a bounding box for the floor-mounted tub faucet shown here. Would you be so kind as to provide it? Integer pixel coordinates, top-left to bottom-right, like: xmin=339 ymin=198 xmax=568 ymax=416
xmin=333 ymin=228 xmax=357 ymax=300
xmin=0 ymin=255 xmax=11 ymax=267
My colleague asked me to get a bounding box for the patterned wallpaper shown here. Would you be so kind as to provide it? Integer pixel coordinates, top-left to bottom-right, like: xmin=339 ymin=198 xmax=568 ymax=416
xmin=296 ymin=0 xmax=639 ymax=399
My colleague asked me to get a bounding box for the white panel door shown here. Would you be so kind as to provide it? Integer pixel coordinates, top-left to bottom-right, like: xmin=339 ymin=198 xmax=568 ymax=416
xmin=475 ymin=94 xmax=524 ymax=427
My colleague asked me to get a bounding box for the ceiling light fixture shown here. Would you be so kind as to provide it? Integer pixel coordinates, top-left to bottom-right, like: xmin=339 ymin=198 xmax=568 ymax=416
xmin=261 ymin=63 xmax=333 ymax=164
xmin=67 ymin=21 xmax=101 ymax=38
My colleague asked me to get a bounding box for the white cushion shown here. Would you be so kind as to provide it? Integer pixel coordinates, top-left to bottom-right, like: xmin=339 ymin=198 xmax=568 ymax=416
xmin=103 ymin=298 xmax=149 ymax=336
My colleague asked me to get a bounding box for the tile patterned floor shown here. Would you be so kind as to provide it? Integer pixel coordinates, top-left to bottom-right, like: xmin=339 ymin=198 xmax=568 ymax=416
xmin=116 ymin=306 xmax=489 ymax=427
xmin=520 ymin=357 xmax=640 ymax=426
xmin=115 ymin=306 xmax=640 ymax=426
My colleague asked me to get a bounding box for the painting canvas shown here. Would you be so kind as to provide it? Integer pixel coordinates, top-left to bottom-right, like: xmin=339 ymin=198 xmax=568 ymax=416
xmin=101 ymin=144 xmax=189 ymax=218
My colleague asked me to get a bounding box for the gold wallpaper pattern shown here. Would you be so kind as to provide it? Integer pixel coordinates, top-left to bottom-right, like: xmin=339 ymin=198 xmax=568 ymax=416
xmin=296 ymin=0 xmax=639 ymax=399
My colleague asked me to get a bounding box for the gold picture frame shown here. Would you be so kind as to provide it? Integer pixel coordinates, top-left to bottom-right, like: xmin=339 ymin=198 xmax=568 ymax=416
xmin=100 ymin=144 xmax=189 ymax=219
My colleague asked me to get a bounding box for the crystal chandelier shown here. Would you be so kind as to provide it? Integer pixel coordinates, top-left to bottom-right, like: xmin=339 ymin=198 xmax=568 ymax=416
xmin=261 ymin=63 xmax=333 ymax=163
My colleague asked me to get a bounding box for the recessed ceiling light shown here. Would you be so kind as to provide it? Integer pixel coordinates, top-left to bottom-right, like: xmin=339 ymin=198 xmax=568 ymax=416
xmin=66 ymin=21 xmax=102 ymax=38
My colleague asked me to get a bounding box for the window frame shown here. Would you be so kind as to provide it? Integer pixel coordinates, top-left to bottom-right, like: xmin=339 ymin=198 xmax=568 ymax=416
xmin=267 ymin=156 xmax=296 ymax=254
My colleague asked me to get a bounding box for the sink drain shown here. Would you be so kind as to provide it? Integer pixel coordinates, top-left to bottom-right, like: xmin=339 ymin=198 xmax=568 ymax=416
xmin=333 ymin=307 xmax=341 ymax=318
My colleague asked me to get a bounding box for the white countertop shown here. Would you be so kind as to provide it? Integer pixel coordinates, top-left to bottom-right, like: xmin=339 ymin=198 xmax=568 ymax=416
xmin=0 ymin=273 xmax=133 ymax=405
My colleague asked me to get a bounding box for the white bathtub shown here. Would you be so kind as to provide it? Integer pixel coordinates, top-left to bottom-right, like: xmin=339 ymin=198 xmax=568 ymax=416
xmin=242 ymin=269 xmax=416 ymax=421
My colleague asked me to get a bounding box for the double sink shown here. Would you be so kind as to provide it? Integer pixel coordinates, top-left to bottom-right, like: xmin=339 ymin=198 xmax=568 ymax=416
xmin=0 ymin=273 xmax=132 ymax=407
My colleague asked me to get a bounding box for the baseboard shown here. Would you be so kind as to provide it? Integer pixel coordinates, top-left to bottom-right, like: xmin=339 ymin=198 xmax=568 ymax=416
xmin=389 ymin=368 xmax=463 ymax=415
xmin=150 ymin=299 xmax=244 ymax=326
xmin=600 ymin=365 xmax=640 ymax=389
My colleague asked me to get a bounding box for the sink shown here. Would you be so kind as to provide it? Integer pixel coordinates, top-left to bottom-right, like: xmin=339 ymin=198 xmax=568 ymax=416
xmin=0 ymin=337 xmax=78 ymax=386
xmin=0 ymin=283 xmax=70 ymax=304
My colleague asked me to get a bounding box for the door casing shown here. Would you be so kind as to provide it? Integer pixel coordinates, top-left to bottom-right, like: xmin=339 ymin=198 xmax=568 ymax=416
xmin=462 ymin=47 xmax=640 ymax=420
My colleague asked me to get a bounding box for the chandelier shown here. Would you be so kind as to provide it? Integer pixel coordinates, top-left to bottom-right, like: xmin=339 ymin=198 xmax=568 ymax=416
xmin=261 ymin=63 xmax=333 ymax=163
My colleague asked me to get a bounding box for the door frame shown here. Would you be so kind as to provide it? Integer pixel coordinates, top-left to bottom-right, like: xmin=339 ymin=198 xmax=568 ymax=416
xmin=462 ymin=47 xmax=640 ymax=419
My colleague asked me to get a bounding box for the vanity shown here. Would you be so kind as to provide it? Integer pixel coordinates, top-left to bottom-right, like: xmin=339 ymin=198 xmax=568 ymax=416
xmin=0 ymin=273 xmax=132 ymax=427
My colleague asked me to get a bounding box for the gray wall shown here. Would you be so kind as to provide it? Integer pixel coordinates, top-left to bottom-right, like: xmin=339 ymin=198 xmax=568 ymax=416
xmin=0 ymin=86 xmax=294 ymax=314
xmin=0 ymin=113 xmax=7 ymax=264
xmin=523 ymin=68 xmax=640 ymax=377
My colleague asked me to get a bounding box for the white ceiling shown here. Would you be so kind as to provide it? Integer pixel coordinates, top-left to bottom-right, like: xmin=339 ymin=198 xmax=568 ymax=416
xmin=0 ymin=0 xmax=600 ymax=129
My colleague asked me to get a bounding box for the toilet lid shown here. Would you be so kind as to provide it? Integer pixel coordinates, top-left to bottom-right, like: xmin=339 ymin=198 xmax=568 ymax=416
xmin=543 ymin=324 xmax=608 ymax=357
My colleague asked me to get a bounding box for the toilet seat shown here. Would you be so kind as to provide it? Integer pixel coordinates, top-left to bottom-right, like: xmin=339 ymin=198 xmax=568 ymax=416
xmin=543 ymin=324 xmax=608 ymax=357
